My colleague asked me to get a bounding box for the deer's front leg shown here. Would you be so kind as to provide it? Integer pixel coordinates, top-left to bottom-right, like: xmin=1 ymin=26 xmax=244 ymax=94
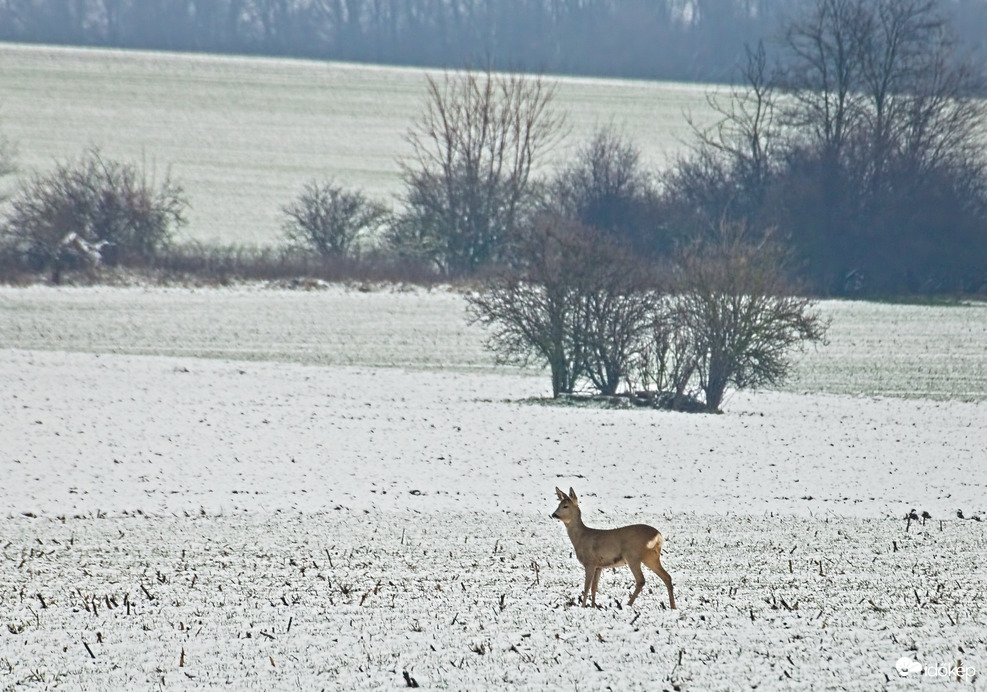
xmin=590 ymin=567 xmax=602 ymax=607
xmin=581 ymin=565 xmax=595 ymax=607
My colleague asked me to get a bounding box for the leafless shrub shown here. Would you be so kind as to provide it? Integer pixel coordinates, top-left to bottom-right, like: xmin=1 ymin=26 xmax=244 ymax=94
xmin=1 ymin=148 xmax=187 ymax=282
xmin=466 ymin=216 xmax=588 ymax=397
xmin=282 ymin=180 xmax=388 ymax=260
xmin=635 ymin=296 xmax=699 ymax=410
xmin=545 ymin=125 xmax=662 ymax=255
xmin=468 ymin=216 xmax=824 ymax=410
xmin=578 ymin=242 xmax=654 ymax=396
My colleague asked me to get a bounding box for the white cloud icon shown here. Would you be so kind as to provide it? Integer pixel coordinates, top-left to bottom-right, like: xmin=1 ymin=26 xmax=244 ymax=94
xmin=896 ymin=657 xmax=923 ymax=677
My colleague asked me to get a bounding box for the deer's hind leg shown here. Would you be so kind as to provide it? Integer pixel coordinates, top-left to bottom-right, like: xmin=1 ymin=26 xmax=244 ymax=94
xmin=643 ymin=549 xmax=676 ymax=609
xmin=627 ymin=560 xmax=646 ymax=606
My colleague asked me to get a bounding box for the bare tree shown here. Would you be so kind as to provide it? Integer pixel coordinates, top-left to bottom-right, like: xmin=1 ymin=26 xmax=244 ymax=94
xmin=395 ymin=67 xmax=566 ymax=276
xmin=635 ymin=296 xmax=700 ymax=410
xmin=578 ymin=240 xmax=654 ymax=396
xmin=467 ymin=215 xmax=654 ymax=398
xmin=780 ymin=0 xmax=869 ymax=157
xmin=662 ymin=41 xmax=780 ymax=242
xmin=674 ymin=224 xmax=828 ymax=411
xmin=466 ymin=216 xmax=588 ymax=398
xmin=282 ymin=179 xmax=387 ymax=260
xmin=690 ymin=41 xmax=778 ymax=217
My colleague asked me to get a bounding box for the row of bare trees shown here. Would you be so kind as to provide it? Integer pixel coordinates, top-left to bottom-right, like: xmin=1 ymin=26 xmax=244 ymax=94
xmin=354 ymin=0 xmax=986 ymax=296
xmin=0 ymin=0 xmax=813 ymax=82
xmin=3 ymin=0 xmax=983 ymax=295
xmin=1 ymin=2 xmax=982 ymax=407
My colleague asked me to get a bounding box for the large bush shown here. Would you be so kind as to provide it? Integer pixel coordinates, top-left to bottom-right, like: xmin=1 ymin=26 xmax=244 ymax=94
xmin=469 ymin=218 xmax=827 ymax=411
xmin=2 ymin=148 xmax=188 ymax=281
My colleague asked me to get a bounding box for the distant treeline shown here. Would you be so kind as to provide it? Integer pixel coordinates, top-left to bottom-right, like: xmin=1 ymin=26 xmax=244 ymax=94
xmin=1 ymin=0 xmax=986 ymax=82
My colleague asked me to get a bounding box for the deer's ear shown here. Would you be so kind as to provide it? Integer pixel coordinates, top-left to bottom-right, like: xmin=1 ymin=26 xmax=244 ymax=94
xmin=555 ymin=487 xmax=568 ymax=501
xmin=568 ymin=488 xmax=578 ymax=503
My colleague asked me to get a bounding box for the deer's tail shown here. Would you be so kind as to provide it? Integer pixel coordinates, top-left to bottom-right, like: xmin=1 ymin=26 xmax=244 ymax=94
xmin=646 ymin=530 xmax=663 ymax=553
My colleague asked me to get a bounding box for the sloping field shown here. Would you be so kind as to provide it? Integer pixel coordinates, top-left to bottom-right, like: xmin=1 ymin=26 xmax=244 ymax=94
xmin=0 ymin=42 xmax=714 ymax=246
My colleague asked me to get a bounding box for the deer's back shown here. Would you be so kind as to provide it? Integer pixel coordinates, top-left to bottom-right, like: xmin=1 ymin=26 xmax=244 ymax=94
xmin=573 ymin=523 xmax=661 ymax=567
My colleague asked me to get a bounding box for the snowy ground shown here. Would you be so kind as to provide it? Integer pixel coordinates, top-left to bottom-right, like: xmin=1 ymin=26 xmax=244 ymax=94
xmin=2 ymin=289 xmax=986 ymax=689
xmin=3 ymin=510 xmax=984 ymax=690
xmin=2 ymin=349 xmax=985 ymax=519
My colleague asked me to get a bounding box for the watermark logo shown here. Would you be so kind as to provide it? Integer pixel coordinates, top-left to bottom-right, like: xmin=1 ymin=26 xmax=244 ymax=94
xmin=896 ymin=657 xmax=922 ymax=677
xmin=895 ymin=656 xmax=976 ymax=680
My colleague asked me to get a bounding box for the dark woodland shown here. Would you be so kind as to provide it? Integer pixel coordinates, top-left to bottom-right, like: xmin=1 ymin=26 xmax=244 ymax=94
xmin=1 ymin=0 xmax=986 ymax=84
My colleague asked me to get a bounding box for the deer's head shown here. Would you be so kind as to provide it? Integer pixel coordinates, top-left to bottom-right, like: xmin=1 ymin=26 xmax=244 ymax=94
xmin=551 ymin=487 xmax=580 ymax=524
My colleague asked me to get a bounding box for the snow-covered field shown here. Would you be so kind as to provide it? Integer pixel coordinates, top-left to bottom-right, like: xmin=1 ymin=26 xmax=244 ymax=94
xmin=1 ymin=285 xmax=985 ymax=399
xmin=2 ymin=288 xmax=986 ymax=689
xmin=4 ymin=508 xmax=985 ymax=690
xmin=0 ymin=43 xmax=714 ymax=246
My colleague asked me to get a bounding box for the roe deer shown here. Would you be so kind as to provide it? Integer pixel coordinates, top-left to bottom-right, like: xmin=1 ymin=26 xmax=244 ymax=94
xmin=551 ymin=487 xmax=675 ymax=609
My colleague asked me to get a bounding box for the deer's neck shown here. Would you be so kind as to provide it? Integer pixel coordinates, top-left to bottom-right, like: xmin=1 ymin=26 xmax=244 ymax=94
xmin=565 ymin=510 xmax=588 ymax=541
